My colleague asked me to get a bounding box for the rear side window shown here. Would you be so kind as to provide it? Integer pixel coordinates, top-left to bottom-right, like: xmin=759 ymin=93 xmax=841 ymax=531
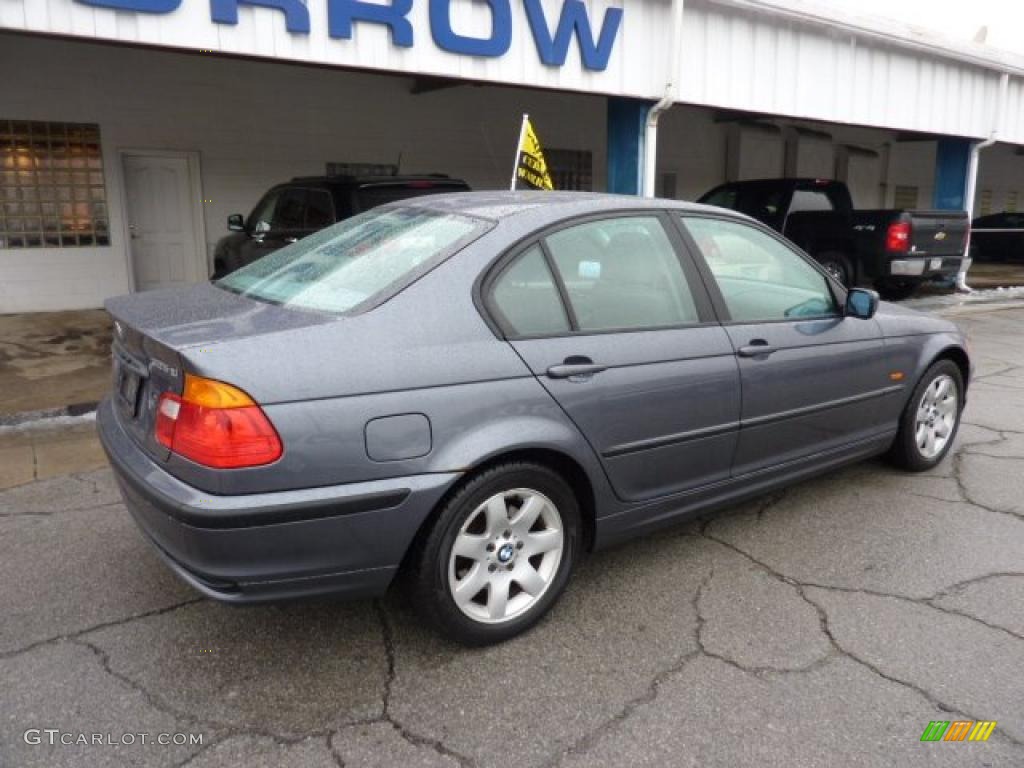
xmin=701 ymin=185 xmax=786 ymax=229
xmin=790 ymin=189 xmax=833 ymax=213
xmin=491 ymin=245 xmax=570 ymax=336
xmin=544 ymin=216 xmax=699 ymax=331
xmin=218 ymin=207 xmax=489 ymax=313
xmin=274 ymin=188 xmax=306 ymax=229
xmin=355 ymin=182 xmax=469 ymax=211
xmin=700 ymin=186 xmax=737 ymax=210
xmin=305 ymin=189 xmax=335 ymax=228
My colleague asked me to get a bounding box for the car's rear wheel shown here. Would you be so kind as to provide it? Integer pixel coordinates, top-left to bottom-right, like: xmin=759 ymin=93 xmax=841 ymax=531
xmin=411 ymin=462 xmax=580 ymax=645
xmin=888 ymin=359 xmax=963 ymax=471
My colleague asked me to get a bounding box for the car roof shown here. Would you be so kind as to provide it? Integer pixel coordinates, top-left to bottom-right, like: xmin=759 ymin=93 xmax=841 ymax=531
xmin=397 ymin=190 xmax=733 ymax=223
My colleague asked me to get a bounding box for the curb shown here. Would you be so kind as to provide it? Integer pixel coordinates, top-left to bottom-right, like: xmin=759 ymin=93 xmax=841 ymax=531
xmin=0 ymin=401 xmax=99 ymax=428
xmin=922 ymin=299 xmax=1024 ymax=317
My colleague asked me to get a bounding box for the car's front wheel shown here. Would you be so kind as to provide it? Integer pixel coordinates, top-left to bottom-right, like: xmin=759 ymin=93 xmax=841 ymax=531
xmin=888 ymin=359 xmax=963 ymax=471
xmin=411 ymin=462 xmax=579 ymax=645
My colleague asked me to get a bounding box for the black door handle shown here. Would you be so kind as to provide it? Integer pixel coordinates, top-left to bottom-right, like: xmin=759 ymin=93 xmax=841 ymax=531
xmin=737 ymin=340 xmax=777 ymax=358
xmin=547 ymin=356 xmax=607 ymax=379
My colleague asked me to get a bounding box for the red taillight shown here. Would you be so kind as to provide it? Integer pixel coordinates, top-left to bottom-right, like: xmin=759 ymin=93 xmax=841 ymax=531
xmin=155 ymin=375 xmax=282 ymax=469
xmin=155 ymin=393 xmax=181 ymax=449
xmin=886 ymin=221 xmax=911 ymax=253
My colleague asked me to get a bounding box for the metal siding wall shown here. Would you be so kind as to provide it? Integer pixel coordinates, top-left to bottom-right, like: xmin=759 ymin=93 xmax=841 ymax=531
xmin=0 ymin=0 xmax=1022 ymax=141
xmin=0 ymin=0 xmax=657 ymax=99
xmin=1003 ymin=79 xmax=1024 ymax=140
xmin=677 ymin=1 xmax=1019 ymax=144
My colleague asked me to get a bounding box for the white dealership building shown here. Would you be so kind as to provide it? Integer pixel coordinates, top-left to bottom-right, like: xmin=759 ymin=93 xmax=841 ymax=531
xmin=2 ymin=0 xmax=1024 ymax=312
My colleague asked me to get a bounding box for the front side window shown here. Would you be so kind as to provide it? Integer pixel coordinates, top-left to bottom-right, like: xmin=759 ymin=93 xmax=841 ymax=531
xmin=305 ymin=189 xmax=335 ymax=229
xmin=543 ymin=216 xmax=699 ymax=332
xmin=683 ymin=217 xmax=837 ymax=323
xmin=246 ymin=190 xmax=279 ymax=232
xmin=218 ymin=207 xmax=489 ymax=313
xmin=490 ymin=245 xmax=569 ymax=336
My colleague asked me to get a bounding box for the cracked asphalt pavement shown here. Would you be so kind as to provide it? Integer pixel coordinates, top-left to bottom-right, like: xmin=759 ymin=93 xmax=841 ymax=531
xmin=2 ymin=307 xmax=1023 ymax=768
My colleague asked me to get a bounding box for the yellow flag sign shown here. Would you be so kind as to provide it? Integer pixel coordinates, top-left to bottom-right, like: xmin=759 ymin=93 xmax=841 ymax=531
xmin=513 ymin=115 xmax=554 ymax=191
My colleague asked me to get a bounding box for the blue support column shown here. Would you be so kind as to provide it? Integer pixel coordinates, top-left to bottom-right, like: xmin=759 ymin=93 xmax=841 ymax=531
xmin=606 ymin=97 xmax=649 ymax=195
xmin=933 ymin=138 xmax=972 ymax=210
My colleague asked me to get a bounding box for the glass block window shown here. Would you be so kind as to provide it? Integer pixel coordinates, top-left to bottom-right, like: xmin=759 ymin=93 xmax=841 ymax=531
xmin=979 ymin=189 xmax=993 ymax=217
xmin=546 ymin=149 xmax=593 ymax=191
xmin=893 ymin=185 xmax=918 ymax=210
xmin=0 ymin=120 xmax=109 ymax=248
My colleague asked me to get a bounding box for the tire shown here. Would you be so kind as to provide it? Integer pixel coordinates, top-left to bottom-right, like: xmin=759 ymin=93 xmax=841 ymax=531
xmin=875 ymin=280 xmax=918 ymax=301
xmin=887 ymin=359 xmax=963 ymax=472
xmin=409 ymin=462 xmax=580 ymax=646
xmin=817 ymin=251 xmax=852 ymax=287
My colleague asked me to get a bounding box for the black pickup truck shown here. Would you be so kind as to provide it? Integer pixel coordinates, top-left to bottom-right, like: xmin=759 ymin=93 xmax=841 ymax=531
xmin=697 ymin=179 xmax=970 ymax=299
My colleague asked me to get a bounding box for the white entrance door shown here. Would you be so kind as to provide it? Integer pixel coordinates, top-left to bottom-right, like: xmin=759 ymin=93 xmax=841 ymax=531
xmin=122 ymin=153 xmax=203 ymax=292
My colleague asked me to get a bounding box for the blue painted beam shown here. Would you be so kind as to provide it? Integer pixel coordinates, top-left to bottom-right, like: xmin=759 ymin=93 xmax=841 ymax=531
xmin=607 ymin=97 xmax=649 ymax=195
xmin=933 ymin=138 xmax=971 ymax=210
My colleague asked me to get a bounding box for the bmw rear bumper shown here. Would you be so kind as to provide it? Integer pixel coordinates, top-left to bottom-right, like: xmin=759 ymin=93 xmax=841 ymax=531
xmin=97 ymin=398 xmax=459 ymax=603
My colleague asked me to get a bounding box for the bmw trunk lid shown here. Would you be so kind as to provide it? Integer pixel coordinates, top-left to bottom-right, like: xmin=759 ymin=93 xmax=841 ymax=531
xmin=104 ymin=283 xmax=333 ymax=460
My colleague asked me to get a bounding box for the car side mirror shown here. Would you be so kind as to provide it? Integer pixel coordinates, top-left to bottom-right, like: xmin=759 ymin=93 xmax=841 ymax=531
xmin=845 ymin=288 xmax=879 ymax=320
xmin=227 ymin=214 xmax=245 ymax=232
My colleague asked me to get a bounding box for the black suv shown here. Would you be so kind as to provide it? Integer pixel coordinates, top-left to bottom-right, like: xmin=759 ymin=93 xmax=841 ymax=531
xmin=212 ymin=174 xmax=471 ymax=277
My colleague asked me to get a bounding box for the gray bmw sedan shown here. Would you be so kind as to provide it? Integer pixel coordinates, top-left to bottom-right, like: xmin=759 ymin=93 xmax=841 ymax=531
xmin=98 ymin=192 xmax=970 ymax=645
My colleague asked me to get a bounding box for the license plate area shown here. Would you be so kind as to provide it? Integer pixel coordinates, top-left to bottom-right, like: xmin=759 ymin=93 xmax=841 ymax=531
xmin=113 ymin=347 xmax=147 ymax=418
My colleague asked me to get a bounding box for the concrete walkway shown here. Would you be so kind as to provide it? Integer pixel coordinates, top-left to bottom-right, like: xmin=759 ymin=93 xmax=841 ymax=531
xmin=0 ymin=309 xmax=111 ymax=420
xmin=0 ymin=418 xmax=107 ymax=490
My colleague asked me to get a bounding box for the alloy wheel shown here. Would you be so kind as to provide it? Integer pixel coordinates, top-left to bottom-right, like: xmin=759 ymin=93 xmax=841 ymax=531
xmin=447 ymin=488 xmax=564 ymax=624
xmin=914 ymin=374 xmax=958 ymax=459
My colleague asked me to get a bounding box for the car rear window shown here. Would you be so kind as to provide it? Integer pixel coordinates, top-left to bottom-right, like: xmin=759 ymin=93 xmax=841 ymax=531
xmin=217 ymin=206 xmax=489 ymax=313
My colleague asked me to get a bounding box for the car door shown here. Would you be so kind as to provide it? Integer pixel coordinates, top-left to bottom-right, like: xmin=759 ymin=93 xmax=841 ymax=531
xmin=485 ymin=212 xmax=741 ymax=503
xmin=677 ymin=214 xmax=896 ymax=477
